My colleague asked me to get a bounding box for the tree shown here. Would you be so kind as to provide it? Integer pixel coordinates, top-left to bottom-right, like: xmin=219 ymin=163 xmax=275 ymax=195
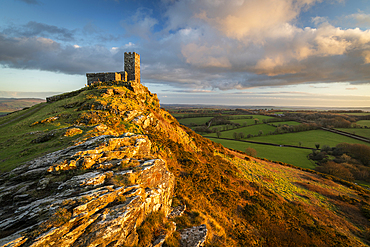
xmin=315 ymin=143 xmax=320 ymax=149
xmin=245 ymin=147 xmax=257 ymax=157
xmin=216 ymin=130 xmax=221 ymax=138
xmin=239 ymin=132 xmax=245 ymax=139
xmin=254 ymin=119 xmax=259 ymax=125
xmin=298 ymin=141 xmax=302 ymax=147
xmin=233 ymin=132 xmax=239 ymax=140
xmin=258 ymin=130 xmax=263 ymax=136
xmin=315 ymin=161 xmax=354 ymax=181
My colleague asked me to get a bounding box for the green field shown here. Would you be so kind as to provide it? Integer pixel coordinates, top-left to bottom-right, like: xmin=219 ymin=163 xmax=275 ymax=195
xmin=208 ymin=138 xmax=315 ymax=169
xmin=228 ymin=118 xmax=255 ymax=126
xmin=336 ymin=128 xmax=370 ymax=139
xmin=248 ymin=129 xmax=370 ymax=148
xmin=177 ymin=116 xmax=214 ymax=125
xmin=357 ymin=120 xmax=370 ymax=127
xmin=175 ymin=114 xmax=279 ymax=127
xmin=273 ymin=121 xmax=301 ymax=126
xmin=207 ymin=124 xmax=276 ymax=138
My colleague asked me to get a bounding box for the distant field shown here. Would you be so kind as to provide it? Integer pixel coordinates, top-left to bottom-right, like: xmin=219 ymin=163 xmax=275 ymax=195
xmin=228 ymin=118 xmax=255 ymax=126
xmin=208 ymin=137 xmax=315 ymax=169
xmin=208 ymin=124 xmax=276 ymax=138
xmin=273 ymin=121 xmax=301 ymax=126
xmin=357 ymin=120 xmax=370 ymax=127
xmin=336 ymin=128 xmax=370 ymax=139
xmin=177 ymin=116 xmax=213 ymax=125
xmin=248 ymin=129 xmax=370 ymax=148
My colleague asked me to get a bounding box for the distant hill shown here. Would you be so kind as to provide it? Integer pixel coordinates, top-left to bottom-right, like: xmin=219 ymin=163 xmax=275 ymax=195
xmin=0 ymin=98 xmax=45 ymax=115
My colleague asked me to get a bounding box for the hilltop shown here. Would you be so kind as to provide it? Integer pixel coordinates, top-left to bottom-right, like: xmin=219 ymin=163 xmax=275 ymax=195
xmin=1 ymin=80 xmax=370 ymax=246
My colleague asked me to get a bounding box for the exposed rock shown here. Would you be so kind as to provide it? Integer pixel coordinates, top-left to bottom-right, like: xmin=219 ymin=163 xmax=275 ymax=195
xmin=0 ymin=134 xmax=175 ymax=247
xmin=168 ymin=205 xmax=186 ymax=219
xmin=179 ymin=224 xmax=207 ymax=247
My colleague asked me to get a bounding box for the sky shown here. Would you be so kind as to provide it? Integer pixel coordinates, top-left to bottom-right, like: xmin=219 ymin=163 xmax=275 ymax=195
xmin=0 ymin=0 xmax=370 ymax=108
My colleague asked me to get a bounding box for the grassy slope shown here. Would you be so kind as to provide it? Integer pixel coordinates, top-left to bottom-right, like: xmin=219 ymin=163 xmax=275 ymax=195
xmin=248 ymin=129 xmax=370 ymax=149
xmin=0 ymin=93 xmax=92 ymax=172
xmin=1 ymin=84 xmax=370 ymax=246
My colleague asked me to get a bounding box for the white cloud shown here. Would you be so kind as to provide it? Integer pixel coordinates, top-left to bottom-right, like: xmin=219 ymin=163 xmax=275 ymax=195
xmin=348 ymin=12 xmax=370 ymax=26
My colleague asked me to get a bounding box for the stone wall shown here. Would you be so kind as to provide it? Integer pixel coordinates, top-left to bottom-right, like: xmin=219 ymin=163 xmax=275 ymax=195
xmin=46 ymin=88 xmax=85 ymax=103
xmin=86 ymin=72 xmax=127 ymax=86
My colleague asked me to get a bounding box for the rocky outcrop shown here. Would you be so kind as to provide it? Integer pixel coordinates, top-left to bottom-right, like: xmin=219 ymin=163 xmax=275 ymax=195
xmin=168 ymin=205 xmax=186 ymax=219
xmin=179 ymin=224 xmax=208 ymax=247
xmin=0 ymin=133 xmax=175 ymax=247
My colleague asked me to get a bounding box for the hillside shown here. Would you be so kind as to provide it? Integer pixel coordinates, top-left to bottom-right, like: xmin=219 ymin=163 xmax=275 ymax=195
xmin=1 ymin=80 xmax=370 ymax=246
xmin=0 ymin=98 xmax=45 ymax=115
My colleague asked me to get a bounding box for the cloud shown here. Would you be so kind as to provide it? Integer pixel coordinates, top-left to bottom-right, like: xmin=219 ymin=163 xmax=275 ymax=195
xmin=3 ymin=21 xmax=75 ymax=41
xmin=346 ymin=87 xmax=357 ymax=90
xmin=0 ymin=33 xmax=128 ymax=74
xmin=1 ymin=0 xmax=370 ymax=92
xmin=15 ymin=0 xmax=40 ymax=4
xmin=121 ymin=8 xmax=158 ymax=39
xmin=347 ymin=12 xmax=370 ymax=27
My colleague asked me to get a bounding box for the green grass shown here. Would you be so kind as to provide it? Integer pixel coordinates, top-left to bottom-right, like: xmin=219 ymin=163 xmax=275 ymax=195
xmin=209 ymin=138 xmax=315 ymax=169
xmin=336 ymin=128 xmax=370 ymax=139
xmin=228 ymin=118 xmax=256 ymax=125
xmin=228 ymin=115 xmax=276 ymax=122
xmin=177 ymin=117 xmax=214 ymax=125
xmin=357 ymin=120 xmax=370 ymax=127
xmin=0 ymin=92 xmax=91 ymax=172
xmin=207 ymin=124 xmax=276 ymax=138
xmin=248 ymin=130 xmax=370 ymax=149
xmin=273 ymin=121 xmax=301 ymax=126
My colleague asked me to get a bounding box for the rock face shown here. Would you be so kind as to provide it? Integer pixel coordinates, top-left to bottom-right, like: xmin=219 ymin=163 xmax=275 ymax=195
xmin=0 ymin=134 xmax=174 ymax=247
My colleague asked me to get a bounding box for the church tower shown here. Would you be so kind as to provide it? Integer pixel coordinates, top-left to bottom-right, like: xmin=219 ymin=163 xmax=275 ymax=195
xmin=124 ymin=52 xmax=140 ymax=84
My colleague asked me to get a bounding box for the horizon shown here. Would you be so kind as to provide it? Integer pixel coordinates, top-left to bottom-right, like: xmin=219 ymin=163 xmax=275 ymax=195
xmin=0 ymin=0 xmax=370 ymax=107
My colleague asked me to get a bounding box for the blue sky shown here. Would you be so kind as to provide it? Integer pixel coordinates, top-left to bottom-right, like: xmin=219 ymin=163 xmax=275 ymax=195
xmin=1 ymin=0 xmax=370 ymax=107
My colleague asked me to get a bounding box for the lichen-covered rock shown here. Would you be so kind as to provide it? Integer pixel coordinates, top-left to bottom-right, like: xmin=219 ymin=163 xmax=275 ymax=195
xmin=0 ymin=134 xmax=175 ymax=247
xmin=179 ymin=224 xmax=208 ymax=247
xmin=64 ymin=127 xmax=83 ymax=137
